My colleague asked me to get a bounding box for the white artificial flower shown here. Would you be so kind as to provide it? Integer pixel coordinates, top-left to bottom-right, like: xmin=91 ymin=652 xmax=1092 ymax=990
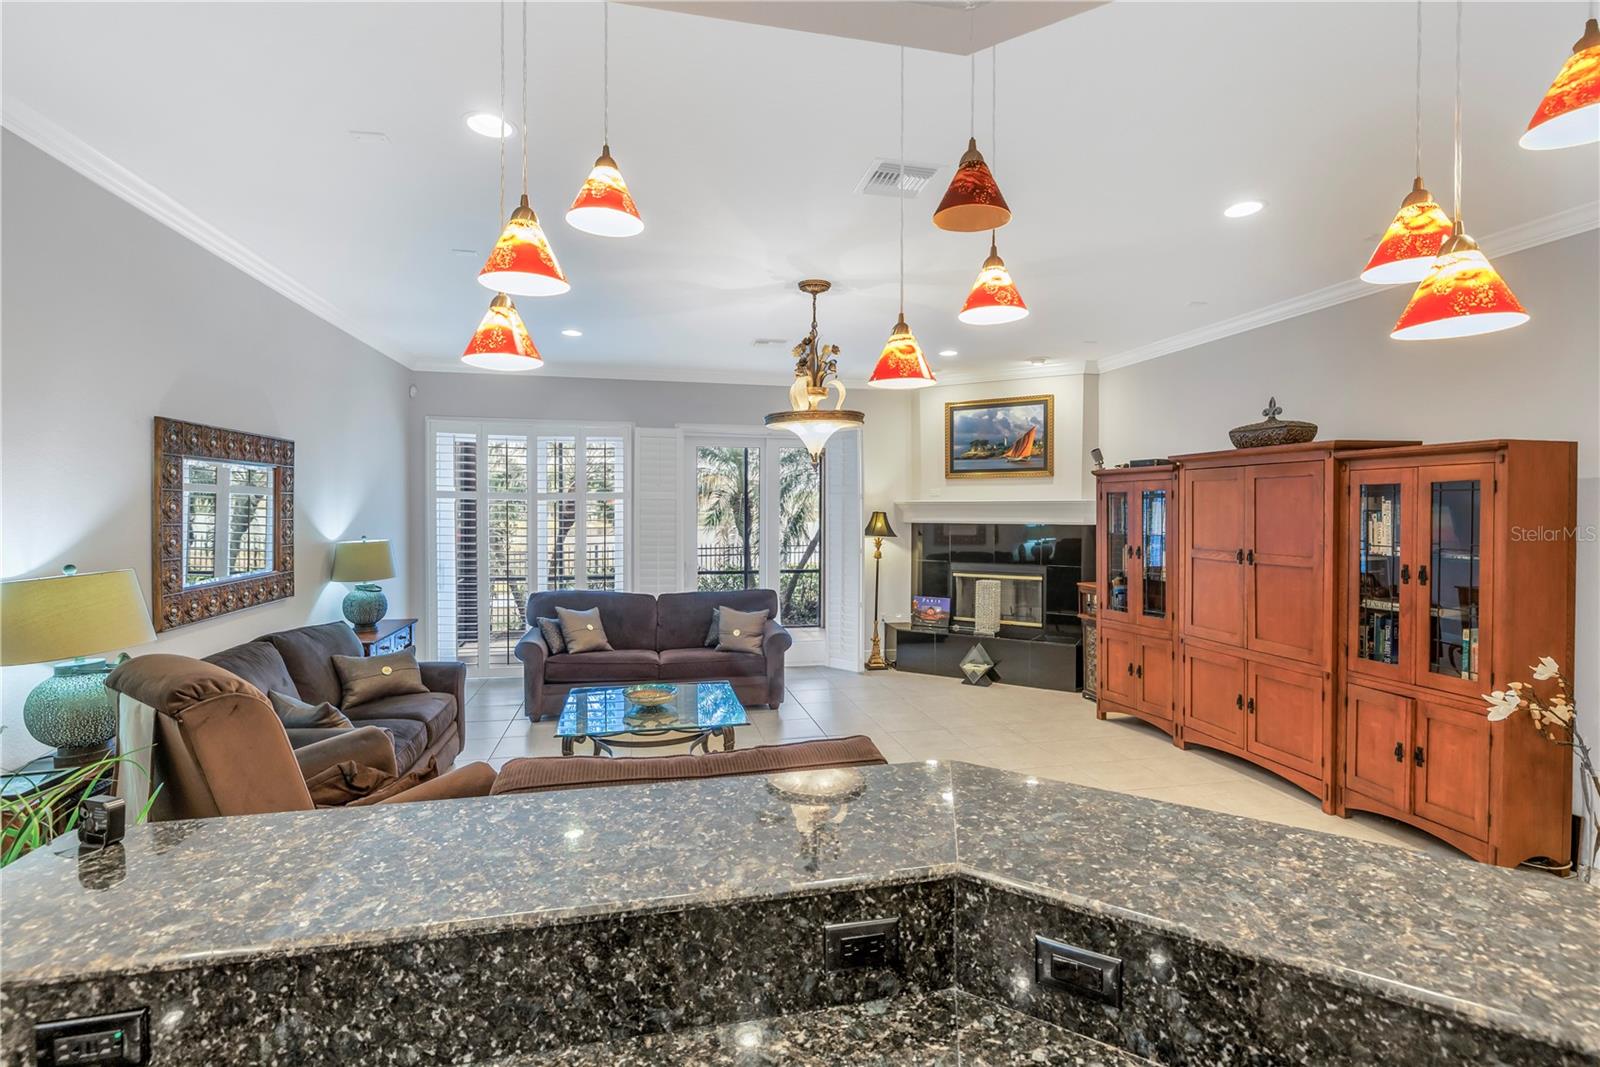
xmin=1484 ymin=690 xmax=1522 ymax=722
xmin=1531 ymin=656 xmax=1561 ymax=681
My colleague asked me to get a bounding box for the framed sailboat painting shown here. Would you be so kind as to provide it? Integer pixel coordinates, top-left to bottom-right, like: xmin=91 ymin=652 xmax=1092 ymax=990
xmin=944 ymin=394 xmax=1054 ymax=479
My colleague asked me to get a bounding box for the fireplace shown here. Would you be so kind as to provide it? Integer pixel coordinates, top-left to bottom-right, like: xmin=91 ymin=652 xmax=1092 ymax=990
xmin=951 ymin=563 xmax=1046 ymax=630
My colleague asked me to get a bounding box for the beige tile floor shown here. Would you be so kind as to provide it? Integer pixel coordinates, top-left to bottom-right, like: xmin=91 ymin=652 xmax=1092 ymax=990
xmin=460 ymin=666 xmax=1459 ymax=860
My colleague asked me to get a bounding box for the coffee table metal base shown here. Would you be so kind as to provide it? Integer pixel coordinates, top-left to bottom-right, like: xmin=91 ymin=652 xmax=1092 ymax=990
xmin=561 ymin=726 xmax=737 ymax=757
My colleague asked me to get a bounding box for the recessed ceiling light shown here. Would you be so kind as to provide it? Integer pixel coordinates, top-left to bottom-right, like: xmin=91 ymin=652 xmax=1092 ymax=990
xmin=465 ymin=112 xmax=514 ymax=138
xmin=1223 ymin=200 xmax=1265 ymax=218
xmin=1188 ymin=300 xmax=1210 ymax=307
xmin=938 ymin=349 xmax=958 ymax=357
xmin=1028 ymin=357 xmax=1051 ymax=366
xmin=561 ymin=328 xmax=583 ymax=337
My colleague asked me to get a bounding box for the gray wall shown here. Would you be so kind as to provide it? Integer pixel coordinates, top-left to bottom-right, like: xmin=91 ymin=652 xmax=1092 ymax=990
xmin=1098 ymin=231 xmax=1600 ymax=807
xmin=1 ymin=134 xmax=414 ymax=768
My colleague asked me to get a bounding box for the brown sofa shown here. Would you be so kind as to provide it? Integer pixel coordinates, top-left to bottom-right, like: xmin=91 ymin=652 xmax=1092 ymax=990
xmin=515 ymin=590 xmax=792 ymax=721
xmin=106 ymin=652 xmax=494 ymax=821
xmin=200 ymin=620 xmax=467 ymax=776
xmin=491 ymin=735 xmax=886 ymax=794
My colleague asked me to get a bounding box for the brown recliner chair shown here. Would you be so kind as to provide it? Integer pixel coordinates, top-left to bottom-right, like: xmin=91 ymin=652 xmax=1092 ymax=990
xmin=107 ymin=654 xmax=495 ymax=821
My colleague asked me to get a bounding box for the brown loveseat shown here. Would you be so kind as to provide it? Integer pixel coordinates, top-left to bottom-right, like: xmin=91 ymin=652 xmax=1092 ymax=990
xmin=515 ymin=590 xmax=792 ymax=721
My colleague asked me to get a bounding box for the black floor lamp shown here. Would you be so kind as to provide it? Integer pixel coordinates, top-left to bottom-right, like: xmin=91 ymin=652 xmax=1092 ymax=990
xmin=864 ymin=510 xmax=896 ymax=671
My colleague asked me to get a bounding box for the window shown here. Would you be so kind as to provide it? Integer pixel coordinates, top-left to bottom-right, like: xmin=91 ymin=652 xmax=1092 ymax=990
xmin=689 ymin=438 xmax=822 ymax=628
xmin=181 ymin=458 xmax=274 ymax=586
xmin=428 ymin=420 xmax=629 ymax=672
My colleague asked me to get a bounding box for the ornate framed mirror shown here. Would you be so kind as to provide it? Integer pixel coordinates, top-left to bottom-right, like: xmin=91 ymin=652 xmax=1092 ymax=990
xmin=152 ymin=417 xmax=295 ymax=631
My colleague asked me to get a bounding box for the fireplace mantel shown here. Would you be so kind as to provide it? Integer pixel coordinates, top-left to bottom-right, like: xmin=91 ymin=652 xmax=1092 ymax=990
xmin=893 ymin=498 xmax=1095 ymax=526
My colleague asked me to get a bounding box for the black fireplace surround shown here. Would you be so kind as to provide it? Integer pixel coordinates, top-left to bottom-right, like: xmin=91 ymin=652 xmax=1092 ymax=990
xmin=895 ymin=522 xmax=1095 ymax=691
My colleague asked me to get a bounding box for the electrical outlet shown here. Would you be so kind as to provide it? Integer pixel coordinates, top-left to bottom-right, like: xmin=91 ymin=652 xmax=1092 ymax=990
xmin=35 ymin=1009 xmax=149 ymax=1065
xmin=824 ymin=918 xmax=899 ymax=970
xmin=1034 ymin=936 xmax=1122 ymax=1006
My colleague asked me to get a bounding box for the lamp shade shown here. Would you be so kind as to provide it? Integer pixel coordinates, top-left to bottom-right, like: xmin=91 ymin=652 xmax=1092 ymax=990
xmin=863 ymin=511 xmax=896 ymax=539
xmin=868 ymin=316 xmax=937 ymax=389
xmin=478 ymin=194 xmax=571 ymax=297
xmin=933 ymin=138 xmax=1012 ymax=233
xmin=764 ymin=409 xmax=865 ymax=461
xmin=1520 ymin=18 xmax=1600 ymax=150
xmin=463 ymin=293 xmax=543 ymax=371
xmin=958 ymin=241 xmax=1029 ymax=324
xmin=331 ymin=539 xmax=395 ymax=583
xmin=1390 ymin=231 xmax=1530 ymax=341
xmin=0 ymin=567 xmax=155 ymax=665
xmin=566 ymin=145 xmax=644 ymax=237
xmin=1360 ymin=178 xmax=1454 ymax=285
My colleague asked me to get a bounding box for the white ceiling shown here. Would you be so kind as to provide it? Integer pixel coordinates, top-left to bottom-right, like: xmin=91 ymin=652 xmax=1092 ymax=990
xmin=3 ymin=2 xmax=1596 ymax=385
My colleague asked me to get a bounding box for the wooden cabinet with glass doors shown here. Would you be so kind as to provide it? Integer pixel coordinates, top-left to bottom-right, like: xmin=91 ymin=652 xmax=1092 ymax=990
xmin=1094 ymin=465 xmax=1177 ymax=734
xmin=1337 ymin=441 xmax=1576 ymax=867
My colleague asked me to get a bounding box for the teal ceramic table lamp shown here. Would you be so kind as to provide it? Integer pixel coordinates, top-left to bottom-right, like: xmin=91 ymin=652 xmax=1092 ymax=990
xmin=0 ymin=566 xmax=156 ymax=765
xmin=332 ymin=538 xmax=394 ymax=629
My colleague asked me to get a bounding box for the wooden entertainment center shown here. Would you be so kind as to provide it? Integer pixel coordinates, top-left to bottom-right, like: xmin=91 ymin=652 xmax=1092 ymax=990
xmin=1094 ymin=440 xmax=1577 ymax=868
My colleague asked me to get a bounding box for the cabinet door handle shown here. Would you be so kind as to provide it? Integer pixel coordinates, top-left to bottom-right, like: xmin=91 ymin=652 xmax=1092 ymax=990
xmin=1136 ymin=664 xmax=1143 ymax=679
xmin=1127 ymin=663 xmax=1135 ymax=676
xmin=1413 ymin=745 xmax=1425 ymax=767
xmin=1236 ymin=548 xmax=1245 ymax=564
xmin=1246 ymin=549 xmax=1255 ymax=566
xmin=1124 ymin=544 xmax=1133 ymax=558
xmin=1417 ymin=564 xmax=1429 ymax=586
xmin=1135 ymin=545 xmax=1143 ymax=559
xmin=1393 ymin=741 xmax=1405 ymax=762
xmin=1400 ymin=563 xmax=1411 ymax=585
xmin=1246 ymin=697 xmax=1256 ymax=714
xmin=1235 ymin=693 xmax=1244 ymax=710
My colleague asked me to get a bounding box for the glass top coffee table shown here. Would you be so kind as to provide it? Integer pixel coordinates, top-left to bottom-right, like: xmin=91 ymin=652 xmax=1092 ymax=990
xmin=555 ymin=680 xmax=748 ymax=756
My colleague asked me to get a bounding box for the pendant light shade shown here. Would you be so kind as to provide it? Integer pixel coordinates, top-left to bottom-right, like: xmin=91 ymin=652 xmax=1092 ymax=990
xmin=566 ymin=145 xmax=643 ymax=237
xmin=462 ymin=293 xmax=543 ymax=370
xmin=868 ymin=316 xmax=936 ymax=388
xmin=1521 ymin=18 xmax=1600 ymax=150
xmin=933 ymin=138 xmax=1011 ymax=233
xmin=765 ymin=279 xmax=864 ymax=461
xmin=958 ymin=240 xmax=1029 ymax=324
xmin=1390 ymin=231 xmax=1530 ymax=340
xmin=766 ymin=409 xmax=866 ymax=461
xmin=479 ymin=195 xmax=570 ymax=296
xmin=1361 ymin=178 xmax=1455 ymax=284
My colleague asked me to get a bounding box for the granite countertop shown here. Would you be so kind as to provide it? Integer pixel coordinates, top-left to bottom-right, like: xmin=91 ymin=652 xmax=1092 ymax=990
xmin=490 ymin=989 xmax=1153 ymax=1066
xmin=1 ymin=762 xmax=1594 ymax=1057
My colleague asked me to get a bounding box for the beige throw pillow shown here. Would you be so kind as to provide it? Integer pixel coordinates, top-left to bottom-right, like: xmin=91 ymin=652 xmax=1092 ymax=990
xmin=557 ymin=606 xmax=614 ymax=653
xmin=332 ymin=650 xmax=429 ymax=709
xmin=717 ymin=607 xmax=770 ymax=654
xmin=268 ymin=690 xmax=353 ymax=730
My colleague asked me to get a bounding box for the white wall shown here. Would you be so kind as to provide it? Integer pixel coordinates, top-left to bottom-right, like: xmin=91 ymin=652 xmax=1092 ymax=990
xmin=1098 ymin=230 xmax=1600 ymax=809
xmin=1 ymin=134 xmax=414 ymax=769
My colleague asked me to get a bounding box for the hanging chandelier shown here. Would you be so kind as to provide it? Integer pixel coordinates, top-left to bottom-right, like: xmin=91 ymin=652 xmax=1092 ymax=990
xmin=463 ymin=2 xmax=542 ymax=371
xmin=933 ymin=47 xmax=1011 ymax=233
xmin=567 ymin=3 xmax=644 ymax=237
xmin=959 ymin=49 xmax=1028 ymax=324
xmin=1392 ymin=2 xmax=1529 ymax=340
xmin=764 ymin=280 xmax=865 ymax=461
xmin=1520 ymin=16 xmax=1600 ymax=150
xmin=1361 ymin=1 xmax=1453 ymax=285
xmin=871 ymin=46 xmax=937 ymax=388
xmin=479 ymin=2 xmax=569 ymax=296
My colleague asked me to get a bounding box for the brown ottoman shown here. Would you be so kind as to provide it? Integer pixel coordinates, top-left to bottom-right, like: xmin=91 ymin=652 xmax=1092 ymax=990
xmin=492 ymin=735 xmax=886 ymax=795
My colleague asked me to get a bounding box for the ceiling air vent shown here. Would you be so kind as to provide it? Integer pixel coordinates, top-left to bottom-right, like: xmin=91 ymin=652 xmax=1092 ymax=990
xmin=855 ymin=159 xmax=940 ymax=199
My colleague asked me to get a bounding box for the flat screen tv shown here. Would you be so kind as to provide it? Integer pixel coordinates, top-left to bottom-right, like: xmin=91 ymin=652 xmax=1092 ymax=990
xmin=911 ymin=595 xmax=952 ymax=631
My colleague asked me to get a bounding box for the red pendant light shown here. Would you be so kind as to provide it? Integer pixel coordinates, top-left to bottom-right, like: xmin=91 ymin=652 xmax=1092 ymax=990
xmin=463 ymin=293 xmax=543 ymax=370
xmin=1393 ymin=1 xmax=1529 ymax=341
xmin=959 ymin=238 xmax=1029 ymax=324
xmin=934 ymin=50 xmax=1010 ymax=233
xmin=871 ymin=47 xmax=936 ymax=389
xmin=1521 ymin=17 xmax=1600 ymax=150
xmin=566 ymin=5 xmax=644 ymax=237
xmin=478 ymin=2 xmax=569 ymax=296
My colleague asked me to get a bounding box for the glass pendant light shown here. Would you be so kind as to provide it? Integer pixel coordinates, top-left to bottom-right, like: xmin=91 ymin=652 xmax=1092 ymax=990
xmin=764 ymin=280 xmax=865 ymax=462
xmin=871 ymin=47 xmax=937 ymax=389
xmin=1520 ymin=15 xmax=1600 ymax=150
xmin=479 ymin=2 xmax=570 ymax=296
xmin=1393 ymin=2 xmax=1530 ymax=340
xmin=567 ymin=3 xmax=644 ymax=237
xmin=1361 ymin=2 xmax=1453 ymax=285
xmin=958 ymin=51 xmax=1028 ymax=324
xmin=932 ymin=49 xmax=1011 ymax=233
xmin=463 ymin=2 xmax=543 ymax=371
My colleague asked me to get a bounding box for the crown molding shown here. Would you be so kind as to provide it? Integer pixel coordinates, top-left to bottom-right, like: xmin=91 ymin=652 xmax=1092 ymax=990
xmin=1096 ymin=201 xmax=1599 ymax=374
xmin=2 ymin=100 xmax=415 ymax=370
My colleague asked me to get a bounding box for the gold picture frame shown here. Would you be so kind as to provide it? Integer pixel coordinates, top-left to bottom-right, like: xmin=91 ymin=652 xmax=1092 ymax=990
xmin=944 ymin=394 xmax=1054 ymax=479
